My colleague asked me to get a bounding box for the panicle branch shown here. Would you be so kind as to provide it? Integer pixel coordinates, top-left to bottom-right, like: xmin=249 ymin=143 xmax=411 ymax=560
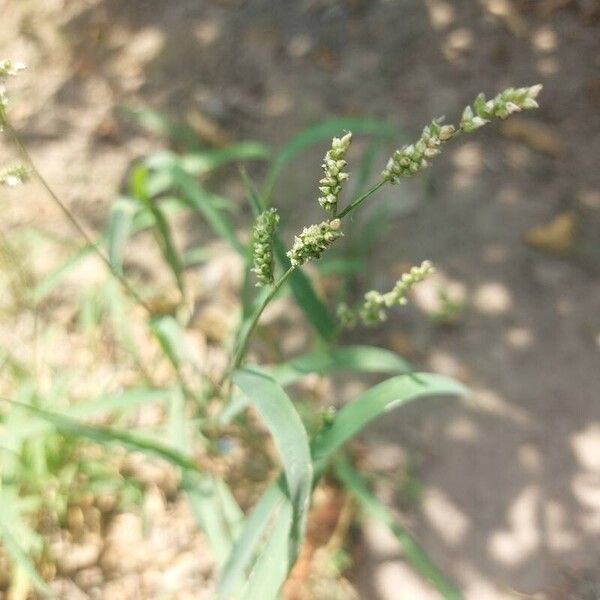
xmin=338 ymin=260 xmax=435 ymax=327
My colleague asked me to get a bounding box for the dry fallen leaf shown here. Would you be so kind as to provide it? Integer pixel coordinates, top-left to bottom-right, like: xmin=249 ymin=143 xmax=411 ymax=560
xmin=502 ymin=118 xmax=562 ymax=157
xmin=525 ymin=211 xmax=577 ymax=255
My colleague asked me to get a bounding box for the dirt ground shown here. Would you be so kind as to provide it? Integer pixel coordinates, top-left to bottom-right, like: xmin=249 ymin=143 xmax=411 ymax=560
xmin=1 ymin=0 xmax=600 ymax=598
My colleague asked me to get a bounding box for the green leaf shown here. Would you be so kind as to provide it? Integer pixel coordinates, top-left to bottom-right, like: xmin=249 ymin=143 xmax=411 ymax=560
xmin=182 ymin=471 xmax=233 ymax=565
xmin=106 ymin=197 xmax=138 ymax=275
xmin=179 ymin=142 xmax=271 ymax=175
xmin=73 ymin=387 xmax=170 ymax=417
xmin=219 ymin=372 xmax=465 ymax=596
xmin=182 ymin=246 xmax=211 ymax=267
xmin=233 ymin=366 xmax=312 ymax=556
xmin=268 ymin=345 xmax=411 ymax=386
xmin=0 ymin=388 xmax=171 ymax=446
xmin=140 ymin=152 xmax=244 ymax=253
xmin=316 ymin=257 xmax=366 ymax=276
xmin=238 ymin=167 xmax=263 ymax=218
xmin=334 ymin=456 xmax=462 ymax=600
xmin=0 ymin=523 xmax=52 ymax=597
xmin=217 ymin=388 xmax=250 ymax=426
xmin=103 ymin=280 xmax=150 ymax=381
xmin=241 ymin=499 xmax=293 ymax=600
xmin=261 ymin=117 xmax=399 ymax=205
xmin=0 ymin=491 xmax=53 ymax=597
xmin=149 ymin=200 xmax=186 ymax=296
xmin=4 ymin=399 xmax=198 ymax=471
xmin=311 ymin=373 xmax=467 ymax=477
xmin=129 ymin=165 xmax=186 ymax=296
xmin=351 ymin=137 xmax=386 ymax=197
xmin=215 ymin=478 xmax=244 ymax=540
xmin=150 ymin=315 xmax=195 ymax=371
xmin=120 ymin=106 xmax=200 ymax=149
xmin=167 ymin=386 xmax=188 ymax=453
xmin=172 ymin=165 xmax=245 ymax=255
xmin=216 ymin=484 xmax=286 ymax=599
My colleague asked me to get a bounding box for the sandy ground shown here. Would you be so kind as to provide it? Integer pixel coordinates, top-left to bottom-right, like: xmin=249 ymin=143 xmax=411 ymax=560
xmin=1 ymin=0 xmax=600 ymax=598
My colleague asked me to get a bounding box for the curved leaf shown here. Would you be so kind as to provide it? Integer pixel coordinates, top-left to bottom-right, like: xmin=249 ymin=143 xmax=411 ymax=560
xmin=241 ymin=499 xmax=293 ymax=600
xmin=0 ymin=388 xmax=171 ymax=446
xmin=233 ymin=367 xmax=312 ymax=543
xmin=219 ymin=372 xmax=465 ymax=596
xmin=183 ymin=471 xmax=234 ymax=565
xmin=268 ymin=345 xmax=411 ymax=386
xmin=216 ymin=484 xmax=285 ymax=599
xmin=173 ymin=166 xmax=245 ymax=254
xmin=311 ymin=372 xmax=467 ymax=477
xmin=3 ymin=399 xmax=198 ymax=471
xmin=179 ymin=142 xmax=271 ymax=175
xmin=150 ymin=315 xmax=195 ymax=371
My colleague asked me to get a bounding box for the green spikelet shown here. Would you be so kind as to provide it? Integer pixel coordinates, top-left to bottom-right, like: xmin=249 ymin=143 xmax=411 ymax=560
xmin=287 ymin=219 xmax=343 ymax=267
xmin=318 ymin=132 xmax=352 ymax=215
xmin=251 ymin=208 xmax=279 ymax=286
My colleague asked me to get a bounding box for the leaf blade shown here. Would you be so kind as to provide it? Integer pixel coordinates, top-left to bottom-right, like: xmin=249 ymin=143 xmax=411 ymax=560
xmin=241 ymin=499 xmax=293 ymax=600
xmin=173 ymin=166 xmax=245 ymax=255
xmin=0 ymin=491 xmax=53 ymax=597
xmin=311 ymin=373 xmax=467 ymax=477
xmin=216 ymin=484 xmax=285 ymax=599
xmin=106 ymin=197 xmax=138 ymax=276
xmin=268 ymin=345 xmax=411 ymax=386
xmin=182 ymin=471 xmax=233 ymax=565
xmin=233 ymin=367 xmax=313 ymax=539
xmin=3 ymin=399 xmax=198 ymax=471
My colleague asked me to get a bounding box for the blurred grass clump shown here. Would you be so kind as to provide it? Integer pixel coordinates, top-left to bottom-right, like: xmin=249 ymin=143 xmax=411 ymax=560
xmin=1 ymin=61 xmax=540 ymax=599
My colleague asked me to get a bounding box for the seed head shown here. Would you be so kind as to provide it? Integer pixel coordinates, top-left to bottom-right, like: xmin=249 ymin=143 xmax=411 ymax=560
xmin=385 ymin=260 xmax=435 ymax=308
xmin=340 ymin=260 xmax=435 ymax=327
xmin=0 ymin=60 xmax=25 ymax=81
xmin=460 ymin=84 xmax=542 ymax=132
xmin=251 ymin=208 xmax=279 ymax=286
xmin=287 ymin=219 xmax=343 ymax=267
xmin=382 ymin=119 xmax=455 ymax=183
xmin=0 ymin=60 xmax=25 ymax=130
xmin=0 ymin=164 xmax=30 ymax=187
xmin=319 ymin=132 xmax=352 ymax=215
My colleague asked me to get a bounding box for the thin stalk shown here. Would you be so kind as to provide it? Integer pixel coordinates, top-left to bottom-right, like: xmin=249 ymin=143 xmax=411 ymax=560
xmin=337 ymin=180 xmax=386 ymax=219
xmin=4 ymin=121 xmax=154 ymax=314
xmin=227 ymin=266 xmax=295 ymax=376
